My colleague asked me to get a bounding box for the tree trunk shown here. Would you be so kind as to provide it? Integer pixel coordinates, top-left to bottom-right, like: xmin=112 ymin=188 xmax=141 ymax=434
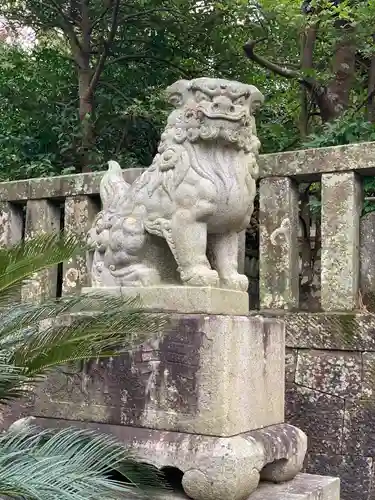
xmin=299 ymin=24 xmax=317 ymax=136
xmin=324 ymin=31 xmax=356 ymax=121
xmin=77 ymin=0 xmax=95 ymax=173
xmin=367 ymin=36 xmax=375 ymax=123
xmin=78 ymin=68 xmax=95 ymax=173
xmin=244 ymin=17 xmax=355 ymax=125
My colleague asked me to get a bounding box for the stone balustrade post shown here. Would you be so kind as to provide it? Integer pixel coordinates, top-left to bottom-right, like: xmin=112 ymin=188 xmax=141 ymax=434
xmin=22 ymin=199 xmax=61 ymax=301
xmin=321 ymin=172 xmax=361 ymax=311
xmin=0 ymin=202 xmax=23 ymax=247
xmin=62 ymin=196 xmax=99 ymax=295
xmin=259 ymin=177 xmax=299 ymax=310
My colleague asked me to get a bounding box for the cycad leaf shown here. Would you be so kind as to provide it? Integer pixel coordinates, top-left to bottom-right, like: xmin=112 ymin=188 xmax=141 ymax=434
xmin=0 ymin=425 xmax=166 ymax=499
xmin=0 ymin=293 xmax=166 ymax=402
xmin=0 ymin=233 xmax=169 ymax=498
xmin=0 ymin=232 xmax=83 ymax=303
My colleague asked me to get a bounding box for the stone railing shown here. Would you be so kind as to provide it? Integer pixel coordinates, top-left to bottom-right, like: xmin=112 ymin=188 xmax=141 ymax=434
xmin=0 ymin=168 xmax=144 ymax=299
xmin=259 ymin=141 xmax=375 ymax=312
xmin=257 ymin=142 xmax=375 ymax=500
xmin=1 ymin=141 xmax=374 ymax=309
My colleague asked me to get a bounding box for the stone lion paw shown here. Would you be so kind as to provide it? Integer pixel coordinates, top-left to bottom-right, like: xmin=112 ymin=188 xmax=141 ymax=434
xmin=181 ymin=266 xmax=220 ymax=287
xmin=220 ymin=273 xmax=249 ymax=292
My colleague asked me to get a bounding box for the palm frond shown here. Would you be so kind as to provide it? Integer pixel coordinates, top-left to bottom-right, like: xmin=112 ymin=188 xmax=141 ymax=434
xmin=0 ymin=293 xmax=166 ymax=403
xmin=0 ymin=233 xmax=167 ymax=403
xmin=0 ymin=232 xmax=83 ymax=305
xmin=0 ymin=359 xmax=31 ymax=403
xmin=0 ymin=233 xmax=170 ymax=498
xmin=0 ymin=425 xmax=166 ymax=499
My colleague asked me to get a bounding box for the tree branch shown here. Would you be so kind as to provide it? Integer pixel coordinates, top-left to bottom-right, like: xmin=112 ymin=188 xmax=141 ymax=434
xmin=87 ymin=0 xmax=121 ymax=97
xmin=43 ymin=0 xmax=83 ymax=64
xmin=121 ymin=8 xmax=175 ymax=23
xmin=351 ymin=87 xmax=375 ymax=116
xmin=90 ymin=6 xmax=110 ymax=33
xmin=244 ymin=39 xmax=332 ymax=111
xmin=107 ymin=53 xmax=191 ymax=77
xmin=43 ymin=0 xmax=78 ymax=25
xmin=99 ymin=81 xmax=133 ymax=104
xmin=244 ymin=39 xmax=302 ymax=80
xmin=81 ymin=0 xmax=91 ymax=57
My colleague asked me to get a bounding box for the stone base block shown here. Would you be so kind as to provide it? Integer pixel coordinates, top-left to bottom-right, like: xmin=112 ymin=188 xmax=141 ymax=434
xmin=33 ymin=418 xmax=307 ymax=500
xmin=33 ymin=313 xmax=285 ymax=437
xmin=83 ymin=285 xmax=249 ymax=315
xmin=154 ymin=474 xmax=340 ymax=500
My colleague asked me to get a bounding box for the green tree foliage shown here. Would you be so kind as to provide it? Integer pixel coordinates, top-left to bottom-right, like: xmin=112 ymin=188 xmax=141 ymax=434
xmin=1 ymin=0 xmax=375 ymax=178
xmin=0 ymin=231 xmax=166 ymax=498
xmin=245 ymin=0 xmax=375 ymax=150
xmin=0 ymin=0 xmax=255 ymax=174
xmin=0 ymin=45 xmax=77 ymax=180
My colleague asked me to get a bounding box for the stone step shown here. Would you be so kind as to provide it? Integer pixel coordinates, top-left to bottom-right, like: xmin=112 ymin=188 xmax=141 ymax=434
xmin=154 ymin=474 xmax=340 ymax=500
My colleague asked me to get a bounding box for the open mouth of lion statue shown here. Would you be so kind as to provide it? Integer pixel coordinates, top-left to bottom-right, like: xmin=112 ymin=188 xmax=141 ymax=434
xmin=163 ymin=79 xmax=263 ymax=151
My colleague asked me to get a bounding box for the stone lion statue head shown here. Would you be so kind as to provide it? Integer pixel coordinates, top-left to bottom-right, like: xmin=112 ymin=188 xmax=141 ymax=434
xmin=163 ymin=77 xmax=264 ymax=153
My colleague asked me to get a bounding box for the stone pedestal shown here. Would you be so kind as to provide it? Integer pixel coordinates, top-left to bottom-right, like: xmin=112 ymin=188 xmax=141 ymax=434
xmin=71 ymin=287 xmax=308 ymax=500
xmin=32 ymin=286 xmax=339 ymax=499
xmin=81 ymin=288 xmax=285 ymax=435
xmin=83 ymin=285 xmax=250 ymax=316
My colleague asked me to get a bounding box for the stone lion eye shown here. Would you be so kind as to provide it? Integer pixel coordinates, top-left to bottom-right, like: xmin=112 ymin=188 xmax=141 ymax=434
xmin=195 ymin=91 xmax=209 ymax=102
xmin=234 ymin=96 xmax=246 ymax=105
xmin=169 ymin=93 xmax=182 ymax=106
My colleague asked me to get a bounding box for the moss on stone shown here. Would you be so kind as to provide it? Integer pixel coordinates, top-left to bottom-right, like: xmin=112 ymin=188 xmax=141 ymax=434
xmin=335 ymin=314 xmax=358 ymax=348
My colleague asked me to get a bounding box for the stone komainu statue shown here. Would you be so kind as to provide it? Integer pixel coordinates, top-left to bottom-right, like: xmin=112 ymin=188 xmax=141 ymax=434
xmin=87 ymin=78 xmax=264 ymax=291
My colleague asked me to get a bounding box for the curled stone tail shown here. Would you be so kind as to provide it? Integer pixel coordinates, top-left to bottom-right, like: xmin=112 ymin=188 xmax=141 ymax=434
xmin=100 ymin=160 xmax=131 ymax=212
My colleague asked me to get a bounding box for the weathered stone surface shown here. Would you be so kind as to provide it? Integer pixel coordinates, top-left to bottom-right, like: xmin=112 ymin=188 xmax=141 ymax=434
xmin=259 ymin=140 xmax=375 ymax=180
xmin=259 ymin=177 xmax=299 ymax=310
xmin=22 ymin=199 xmax=61 ymax=301
xmin=262 ymin=311 xmax=375 ymax=351
xmin=285 ymin=348 xmax=298 ymax=383
xmin=321 ymin=172 xmax=361 ymax=311
xmin=0 ymin=179 xmax=30 ymax=202
xmin=0 ymin=396 xmax=34 ymax=431
xmin=62 ymin=196 xmax=99 ymax=294
xmin=360 ymin=211 xmax=375 ymax=312
xmin=31 ymin=417 xmax=307 ymax=500
xmin=307 ymin=453 xmax=372 ymax=500
xmin=251 ymin=474 xmax=340 ymax=500
xmin=33 ymin=314 xmax=285 ymax=437
xmin=0 ymin=168 xmax=145 ymax=202
xmin=0 ymin=202 xmax=23 ymax=247
xmin=342 ymin=399 xmax=375 ymax=456
xmin=362 ymin=352 xmax=375 ymax=398
xmin=0 ymin=141 xmax=374 ymax=201
xmin=285 ymin=384 xmax=344 ymax=454
xmin=151 ymin=474 xmax=340 ymax=500
xmin=88 ymin=78 xmax=263 ymax=291
xmin=238 ymin=230 xmax=246 ymax=274
xmin=295 ymin=350 xmax=362 ymax=399
xmin=83 ymin=285 xmax=249 ymax=315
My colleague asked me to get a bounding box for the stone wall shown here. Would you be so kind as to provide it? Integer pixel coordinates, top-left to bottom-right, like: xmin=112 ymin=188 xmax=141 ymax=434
xmin=282 ymin=312 xmax=375 ymax=500
xmin=257 ymin=143 xmax=375 ymax=500
xmin=2 ymin=142 xmax=375 ymax=500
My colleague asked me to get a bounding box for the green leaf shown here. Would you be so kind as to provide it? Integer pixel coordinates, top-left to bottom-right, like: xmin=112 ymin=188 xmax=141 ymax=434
xmin=0 ymin=425 xmax=166 ymax=499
